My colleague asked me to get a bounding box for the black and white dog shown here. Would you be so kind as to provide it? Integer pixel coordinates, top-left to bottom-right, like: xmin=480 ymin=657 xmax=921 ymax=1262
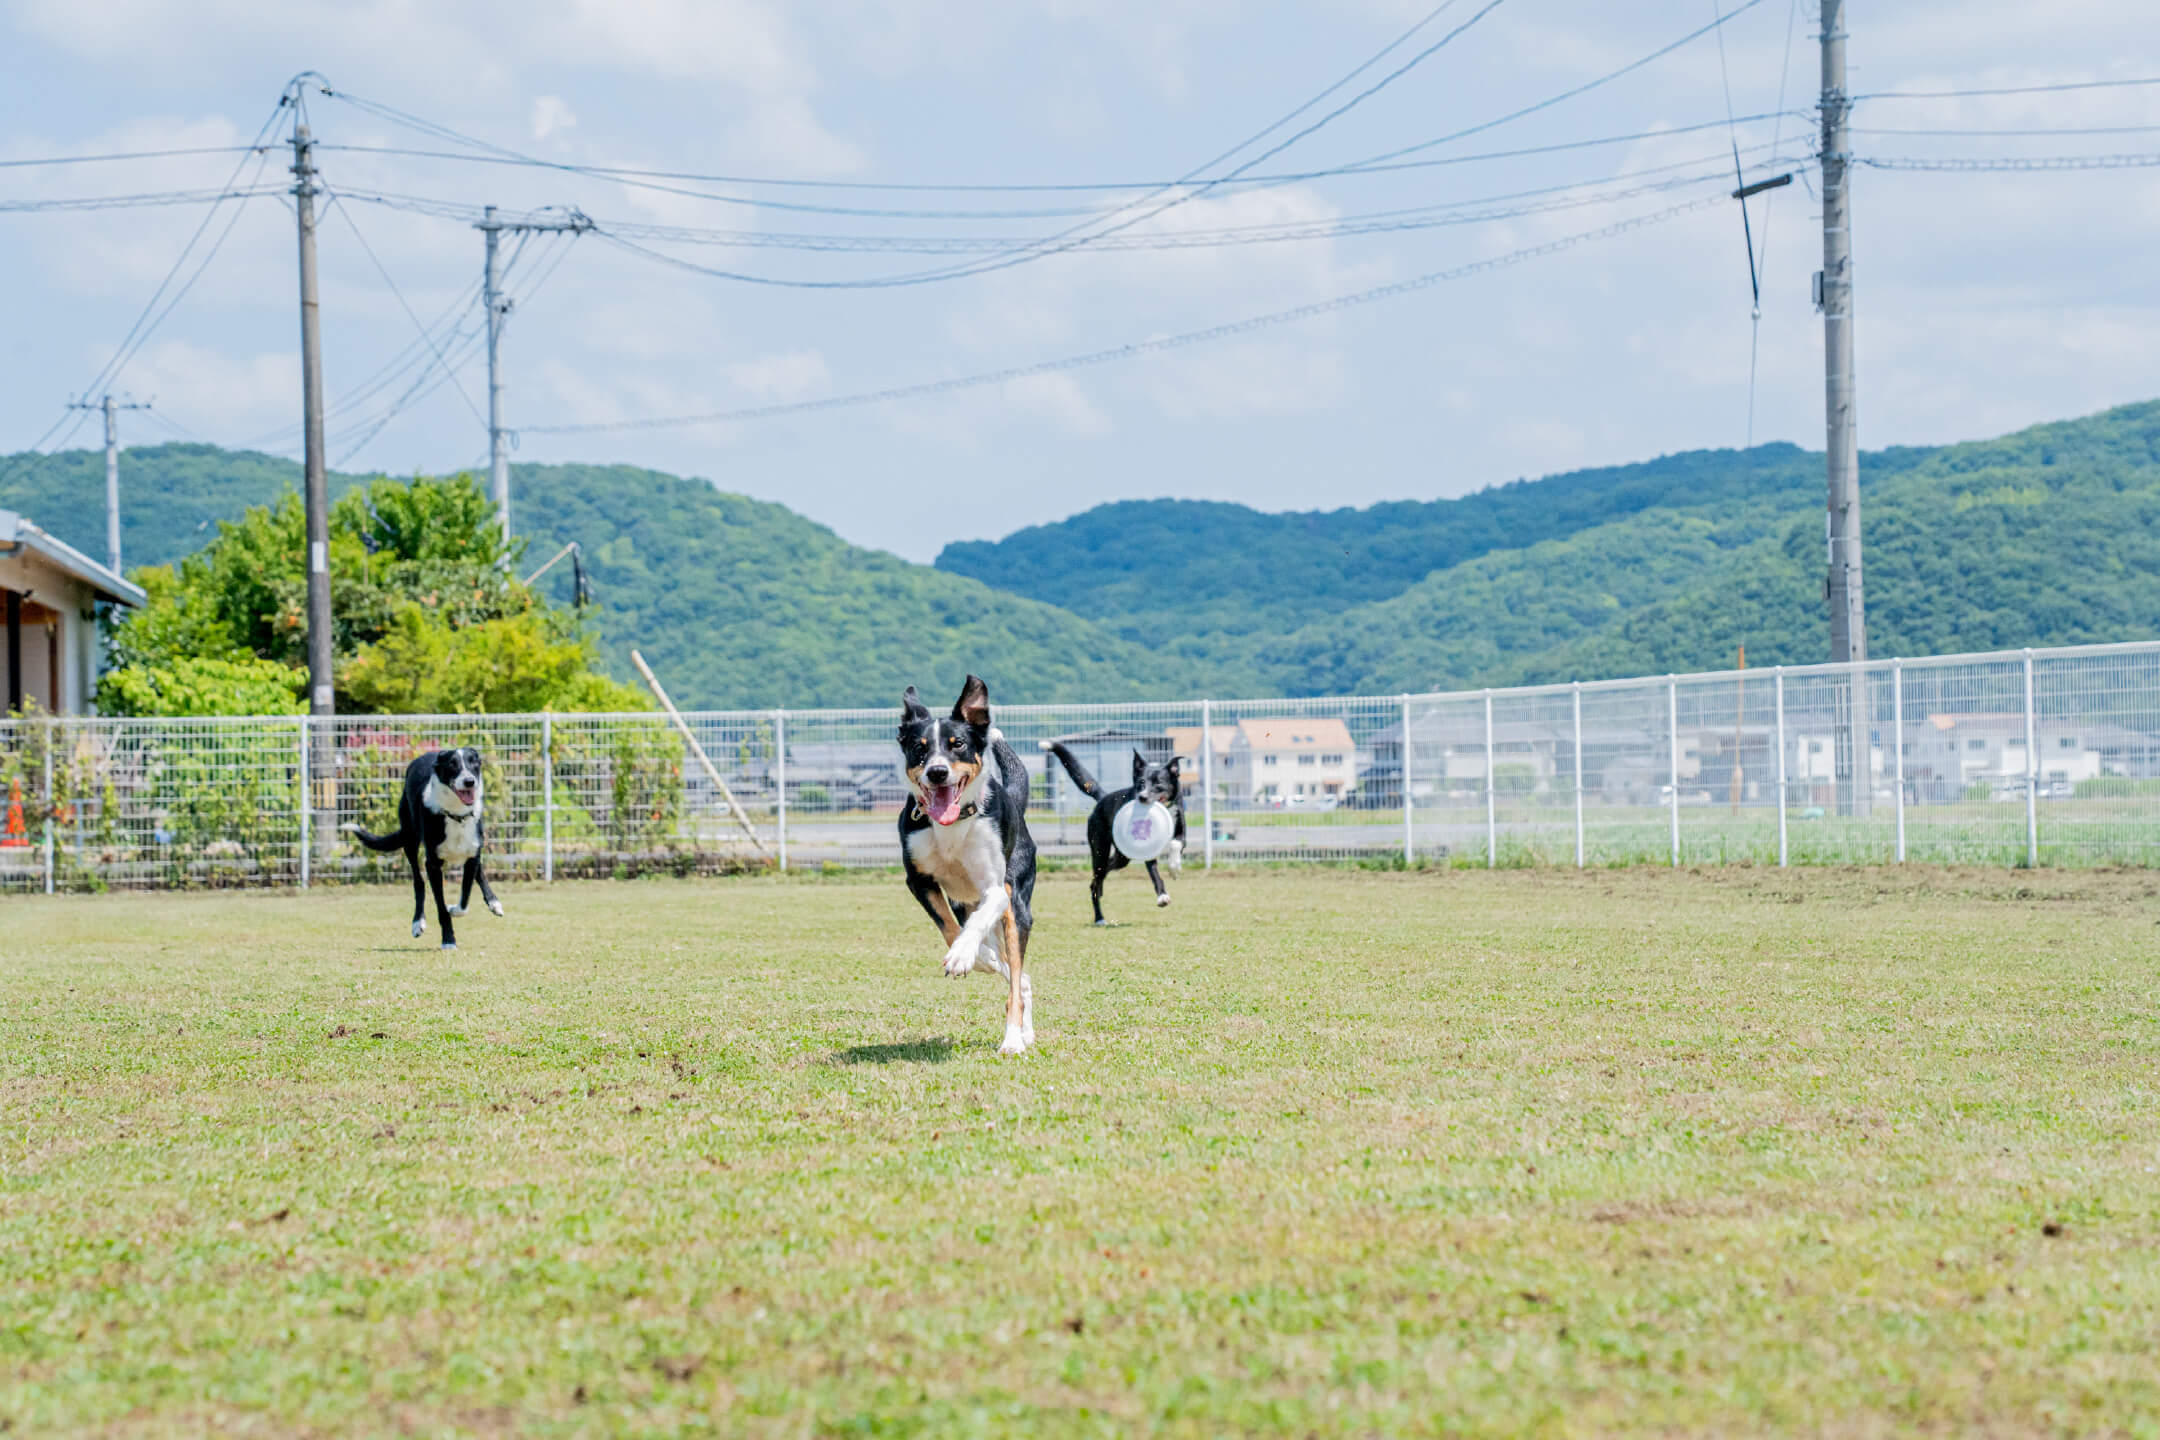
xmin=898 ymin=676 xmax=1039 ymax=1056
xmin=344 ymin=747 xmax=502 ymax=950
xmin=1043 ymin=743 xmax=1185 ymax=925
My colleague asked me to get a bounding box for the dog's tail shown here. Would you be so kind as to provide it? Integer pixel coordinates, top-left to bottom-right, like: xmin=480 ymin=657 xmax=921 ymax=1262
xmin=340 ymin=821 xmax=409 ymax=853
xmin=1039 ymin=740 xmax=1103 ymax=799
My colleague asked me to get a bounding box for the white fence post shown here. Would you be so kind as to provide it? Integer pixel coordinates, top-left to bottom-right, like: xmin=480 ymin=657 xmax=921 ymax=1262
xmin=1571 ymin=681 xmax=1585 ymax=868
xmin=541 ymin=712 xmax=555 ymax=883
xmin=42 ymin=718 xmax=55 ymax=895
xmin=1774 ymin=667 xmax=1788 ymax=868
xmin=297 ymin=716 xmax=310 ymax=889
xmin=1483 ymin=689 xmax=1497 ymax=868
xmin=774 ymin=709 xmax=787 ymax=874
xmin=1400 ymin=694 xmax=1414 ymax=866
xmin=1667 ymin=675 xmax=1680 ymax=868
xmin=1892 ymin=661 xmax=1906 ymax=863
xmin=2023 ymin=648 xmax=2039 ymax=868
xmin=1200 ymin=698 xmax=1216 ymax=871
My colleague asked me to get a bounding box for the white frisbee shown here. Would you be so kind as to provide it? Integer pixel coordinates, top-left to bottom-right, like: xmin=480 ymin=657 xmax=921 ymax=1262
xmin=1111 ymin=798 xmax=1175 ymax=862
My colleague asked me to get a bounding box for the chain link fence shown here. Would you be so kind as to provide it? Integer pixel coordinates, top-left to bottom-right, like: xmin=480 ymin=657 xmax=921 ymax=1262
xmin=5 ymin=641 xmax=2158 ymax=893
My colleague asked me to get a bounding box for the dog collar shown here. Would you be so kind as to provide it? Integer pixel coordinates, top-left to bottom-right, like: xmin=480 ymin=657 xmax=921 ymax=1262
xmin=912 ymin=799 xmax=979 ymax=825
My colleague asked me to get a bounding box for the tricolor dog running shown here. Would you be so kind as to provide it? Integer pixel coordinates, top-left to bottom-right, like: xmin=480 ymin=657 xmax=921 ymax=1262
xmin=343 ymin=747 xmax=502 ymax=950
xmin=897 ymin=675 xmax=1040 ymax=1056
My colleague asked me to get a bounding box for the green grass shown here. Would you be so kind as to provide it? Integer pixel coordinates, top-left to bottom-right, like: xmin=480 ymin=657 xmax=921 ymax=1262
xmin=7 ymin=868 xmax=2160 ymax=1436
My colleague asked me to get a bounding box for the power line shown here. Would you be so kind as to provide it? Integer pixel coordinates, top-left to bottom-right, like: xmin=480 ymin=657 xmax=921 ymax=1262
xmin=1856 ymin=151 xmax=2160 ymax=171
xmin=0 ymin=184 xmax=285 ymax=212
xmin=1337 ymin=0 xmax=1775 ymax=173
xmin=0 ymin=145 xmax=265 ymax=170
xmin=587 ymin=158 xmax=1782 ymax=281
xmin=314 ymin=109 xmax=1808 ymax=217
xmin=526 ymin=193 xmax=1725 ymax=438
xmin=321 ymin=3 xmax=1511 ymax=290
xmin=324 ymin=188 xmax=488 ymax=433
xmin=73 ymin=101 xmax=288 ymax=408
xmin=1853 ymin=76 xmax=2160 ymax=101
xmin=709 ymin=0 xmax=1511 ymax=289
xmin=1853 ymin=123 xmax=2160 ymax=138
xmin=330 ymin=139 xmax=1794 ymax=261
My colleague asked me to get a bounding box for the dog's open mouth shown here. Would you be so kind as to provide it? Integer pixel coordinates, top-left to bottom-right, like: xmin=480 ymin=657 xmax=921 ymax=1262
xmin=454 ymin=785 xmax=478 ymax=807
xmin=922 ymin=782 xmax=965 ymax=825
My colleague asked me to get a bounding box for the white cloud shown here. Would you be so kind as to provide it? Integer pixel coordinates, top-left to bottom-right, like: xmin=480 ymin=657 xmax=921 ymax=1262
xmin=727 ymin=349 xmax=830 ymax=402
xmin=530 ymin=95 xmax=577 ymax=141
xmin=121 ymin=340 xmax=297 ymax=433
xmin=1000 ymin=371 xmax=1107 ymax=434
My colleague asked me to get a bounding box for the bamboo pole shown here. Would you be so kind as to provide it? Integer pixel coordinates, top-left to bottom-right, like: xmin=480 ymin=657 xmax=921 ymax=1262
xmin=630 ymin=649 xmax=768 ymax=854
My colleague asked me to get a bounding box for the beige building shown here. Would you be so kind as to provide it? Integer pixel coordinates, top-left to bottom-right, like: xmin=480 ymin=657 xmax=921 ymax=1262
xmin=1169 ymin=717 xmax=1357 ymax=805
xmin=1 ymin=510 xmax=144 ymax=715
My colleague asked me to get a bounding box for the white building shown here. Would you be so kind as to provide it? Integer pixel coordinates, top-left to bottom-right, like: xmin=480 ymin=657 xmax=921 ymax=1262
xmin=1 ymin=510 xmax=144 ymax=716
xmin=1903 ymin=712 xmax=2102 ymax=800
xmin=1170 ymin=718 xmax=1357 ymax=805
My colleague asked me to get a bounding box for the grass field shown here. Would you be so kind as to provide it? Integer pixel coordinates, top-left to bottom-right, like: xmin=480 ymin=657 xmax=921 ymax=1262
xmin=7 ymin=867 xmax=2160 ymax=1436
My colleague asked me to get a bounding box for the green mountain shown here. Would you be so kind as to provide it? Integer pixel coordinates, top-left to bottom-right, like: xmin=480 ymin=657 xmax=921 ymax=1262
xmin=0 ymin=446 xmax=1184 ymax=709
xmin=5 ymin=400 xmax=2157 ymax=709
xmin=938 ymin=401 xmax=2160 ymax=693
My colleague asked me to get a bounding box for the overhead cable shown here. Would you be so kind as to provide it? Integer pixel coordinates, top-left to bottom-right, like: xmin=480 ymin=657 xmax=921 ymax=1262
xmin=525 ymin=193 xmax=1725 ymax=438
xmin=1337 ymin=0 xmax=1774 ymax=173
xmin=1853 ymin=76 xmax=2160 ymax=101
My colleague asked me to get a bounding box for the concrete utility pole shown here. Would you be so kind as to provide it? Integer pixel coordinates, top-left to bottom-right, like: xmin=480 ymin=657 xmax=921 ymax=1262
xmin=1819 ymin=0 xmax=1864 ymax=665
xmin=478 ymin=205 xmax=591 ymax=552
xmin=1819 ymin=0 xmax=1871 ymax=818
xmin=67 ymin=393 xmax=150 ymax=575
xmin=292 ymin=123 xmax=334 ymax=718
xmin=291 ymin=117 xmax=337 ymax=860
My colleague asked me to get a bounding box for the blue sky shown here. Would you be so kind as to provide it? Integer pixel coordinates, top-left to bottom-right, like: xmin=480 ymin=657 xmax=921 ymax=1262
xmin=3 ymin=0 xmax=2157 ymax=561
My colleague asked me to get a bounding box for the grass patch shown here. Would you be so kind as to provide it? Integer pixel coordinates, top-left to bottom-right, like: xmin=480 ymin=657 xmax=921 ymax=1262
xmin=6 ymin=868 xmax=2160 ymax=1435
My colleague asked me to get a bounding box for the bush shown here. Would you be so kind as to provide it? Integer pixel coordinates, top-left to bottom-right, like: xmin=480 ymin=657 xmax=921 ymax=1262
xmin=98 ymin=655 xmax=305 ymax=718
xmin=2073 ymin=776 xmax=2160 ymax=799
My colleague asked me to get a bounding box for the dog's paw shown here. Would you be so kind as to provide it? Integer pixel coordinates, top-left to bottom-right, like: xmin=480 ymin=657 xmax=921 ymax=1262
xmin=942 ymin=940 xmax=979 ymax=978
xmin=1156 ymin=892 xmax=1172 ymax=908
xmin=411 ymin=920 xmax=425 ymax=938
xmin=440 ymin=941 xmax=458 ymax=951
xmin=1165 ymin=840 xmax=1184 ymax=873
xmin=487 ymin=899 xmax=504 ymax=917
xmin=447 ymin=904 xmax=466 ymax=917
xmin=998 ymin=1023 xmax=1030 ymax=1057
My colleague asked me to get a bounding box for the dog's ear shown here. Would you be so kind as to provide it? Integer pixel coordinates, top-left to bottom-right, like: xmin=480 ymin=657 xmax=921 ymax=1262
xmin=1166 ymin=755 xmax=1182 ymax=781
xmin=1132 ymin=750 xmax=1147 ymax=785
xmin=901 ymin=685 xmax=929 ymax=719
xmin=953 ymin=674 xmax=991 ymax=729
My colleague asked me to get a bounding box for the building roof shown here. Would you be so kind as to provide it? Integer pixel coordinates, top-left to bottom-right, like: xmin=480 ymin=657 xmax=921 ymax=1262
xmin=1165 ymin=725 xmax=1230 ymax=760
xmin=1233 ymin=717 xmax=1356 ymax=752
xmin=0 ymin=510 xmax=145 ymax=607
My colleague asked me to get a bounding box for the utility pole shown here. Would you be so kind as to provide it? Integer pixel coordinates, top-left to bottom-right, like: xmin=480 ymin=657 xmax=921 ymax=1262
xmin=1819 ymin=0 xmax=1863 ymax=665
xmin=66 ymin=393 xmax=150 ymax=575
xmin=1818 ymin=0 xmax=1870 ymax=817
xmin=478 ymin=205 xmax=590 ymax=552
xmin=292 ymin=122 xmax=333 ymax=718
xmin=292 ymin=117 xmax=335 ymax=861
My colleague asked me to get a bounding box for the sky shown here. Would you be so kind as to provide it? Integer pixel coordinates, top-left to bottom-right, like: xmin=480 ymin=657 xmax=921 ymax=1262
xmin=3 ymin=0 xmax=2157 ymax=563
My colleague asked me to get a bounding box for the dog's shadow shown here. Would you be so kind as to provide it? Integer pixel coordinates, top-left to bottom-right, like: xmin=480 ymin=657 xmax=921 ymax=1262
xmin=830 ymin=1037 xmax=956 ymax=1066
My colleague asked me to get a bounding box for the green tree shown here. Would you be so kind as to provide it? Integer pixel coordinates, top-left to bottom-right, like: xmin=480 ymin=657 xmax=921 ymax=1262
xmin=98 ymin=472 xmax=641 ymax=716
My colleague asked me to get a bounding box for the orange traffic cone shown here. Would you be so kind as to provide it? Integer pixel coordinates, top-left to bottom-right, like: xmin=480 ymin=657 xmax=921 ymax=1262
xmin=1 ymin=776 xmax=27 ymax=848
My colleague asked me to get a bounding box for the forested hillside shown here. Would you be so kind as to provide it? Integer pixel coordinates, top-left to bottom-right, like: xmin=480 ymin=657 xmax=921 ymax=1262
xmin=940 ymin=401 xmax=2160 ymax=694
xmin=0 ymin=447 xmax=1185 ymax=709
xmin=4 ymin=400 xmax=2156 ymax=707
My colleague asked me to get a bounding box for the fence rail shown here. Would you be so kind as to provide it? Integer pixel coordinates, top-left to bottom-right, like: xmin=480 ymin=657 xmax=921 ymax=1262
xmin=6 ymin=641 xmax=2160 ymax=893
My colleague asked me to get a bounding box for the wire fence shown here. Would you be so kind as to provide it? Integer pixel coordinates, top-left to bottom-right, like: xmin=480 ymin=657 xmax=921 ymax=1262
xmin=5 ymin=641 xmax=2159 ymax=894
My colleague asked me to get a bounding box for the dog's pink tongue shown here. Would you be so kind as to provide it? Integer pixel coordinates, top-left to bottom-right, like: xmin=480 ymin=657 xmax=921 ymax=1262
xmin=926 ymin=784 xmax=964 ymax=825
